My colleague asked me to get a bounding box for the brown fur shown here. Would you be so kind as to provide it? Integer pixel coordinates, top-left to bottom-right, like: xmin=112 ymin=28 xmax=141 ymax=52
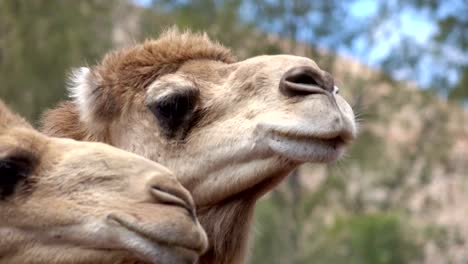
xmin=84 ymin=30 xmax=233 ymax=122
xmin=41 ymin=101 xmax=96 ymax=141
xmin=42 ymin=29 xmax=356 ymax=263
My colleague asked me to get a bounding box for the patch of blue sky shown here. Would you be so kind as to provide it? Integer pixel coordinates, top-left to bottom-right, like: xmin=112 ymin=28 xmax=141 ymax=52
xmin=348 ymin=0 xmax=435 ymax=62
xmin=135 ymin=0 xmax=152 ymax=5
xmin=350 ymin=0 xmax=378 ymax=17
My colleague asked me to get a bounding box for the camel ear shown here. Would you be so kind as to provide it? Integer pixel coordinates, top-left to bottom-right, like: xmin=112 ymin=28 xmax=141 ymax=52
xmin=0 ymin=146 xmax=38 ymax=198
xmin=67 ymin=67 xmax=100 ymax=124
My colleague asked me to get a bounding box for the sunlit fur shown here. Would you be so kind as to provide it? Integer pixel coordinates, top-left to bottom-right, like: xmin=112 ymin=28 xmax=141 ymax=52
xmin=42 ymin=29 xmax=357 ymax=264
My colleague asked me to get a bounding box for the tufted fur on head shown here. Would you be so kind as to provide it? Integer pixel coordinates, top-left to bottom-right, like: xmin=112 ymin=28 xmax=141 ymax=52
xmin=61 ymin=29 xmax=236 ymax=141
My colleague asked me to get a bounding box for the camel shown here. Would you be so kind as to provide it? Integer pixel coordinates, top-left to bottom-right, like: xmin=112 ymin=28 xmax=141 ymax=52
xmin=0 ymin=100 xmax=208 ymax=264
xmin=41 ymin=29 xmax=357 ymax=264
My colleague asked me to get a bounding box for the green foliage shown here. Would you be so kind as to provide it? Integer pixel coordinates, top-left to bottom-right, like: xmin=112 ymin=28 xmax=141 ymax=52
xmin=253 ymin=199 xmax=423 ymax=264
xmin=311 ymin=213 xmax=423 ymax=264
xmin=0 ymin=0 xmax=116 ymax=122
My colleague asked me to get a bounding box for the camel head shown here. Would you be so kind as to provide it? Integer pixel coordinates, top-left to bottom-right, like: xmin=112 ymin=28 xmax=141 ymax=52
xmin=42 ymin=29 xmax=357 ymax=263
xmin=0 ymin=100 xmax=207 ymax=264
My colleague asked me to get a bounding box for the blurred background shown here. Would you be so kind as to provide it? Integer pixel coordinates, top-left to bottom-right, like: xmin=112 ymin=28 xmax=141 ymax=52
xmin=0 ymin=0 xmax=466 ymax=263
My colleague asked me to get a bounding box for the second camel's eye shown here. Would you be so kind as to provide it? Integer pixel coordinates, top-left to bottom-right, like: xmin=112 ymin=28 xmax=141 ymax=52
xmin=148 ymin=89 xmax=199 ymax=136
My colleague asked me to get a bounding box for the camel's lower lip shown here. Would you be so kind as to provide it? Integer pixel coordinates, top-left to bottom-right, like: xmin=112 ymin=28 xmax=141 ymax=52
xmin=106 ymin=214 xmax=199 ymax=264
xmin=265 ymin=131 xmax=347 ymax=163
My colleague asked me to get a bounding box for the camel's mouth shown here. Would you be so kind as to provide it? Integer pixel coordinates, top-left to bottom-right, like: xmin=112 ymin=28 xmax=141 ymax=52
xmin=106 ymin=214 xmax=201 ymax=264
xmin=262 ymin=127 xmax=355 ymax=163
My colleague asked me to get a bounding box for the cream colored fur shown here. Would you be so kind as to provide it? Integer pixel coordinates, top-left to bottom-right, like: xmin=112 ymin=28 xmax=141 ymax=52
xmin=0 ymin=100 xmax=207 ymax=264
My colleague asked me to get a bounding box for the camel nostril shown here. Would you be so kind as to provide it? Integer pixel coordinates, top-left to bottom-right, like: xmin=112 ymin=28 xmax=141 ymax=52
xmin=285 ymin=70 xmax=318 ymax=86
xmin=280 ymin=66 xmax=334 ymax=97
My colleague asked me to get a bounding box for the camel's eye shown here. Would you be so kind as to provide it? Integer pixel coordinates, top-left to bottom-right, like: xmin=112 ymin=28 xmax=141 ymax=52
xmin=148 ymin=89 xmax=199 ymax=138
xmin=0 ymin=148 xmax=37 ymax=199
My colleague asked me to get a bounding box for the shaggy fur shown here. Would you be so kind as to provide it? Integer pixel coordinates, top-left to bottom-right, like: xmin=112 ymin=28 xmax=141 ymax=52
xmin=46 ymin=30 xmax=235 ymax=142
